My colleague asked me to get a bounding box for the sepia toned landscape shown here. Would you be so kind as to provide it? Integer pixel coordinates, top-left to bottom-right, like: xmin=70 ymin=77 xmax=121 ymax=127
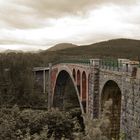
xmin=0 ymin=0 xmax=140 ymax=140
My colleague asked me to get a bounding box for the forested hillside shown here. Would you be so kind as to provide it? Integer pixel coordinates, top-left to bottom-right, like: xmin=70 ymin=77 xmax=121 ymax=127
xmin=45 ymin=38 xmax=140 ymax=60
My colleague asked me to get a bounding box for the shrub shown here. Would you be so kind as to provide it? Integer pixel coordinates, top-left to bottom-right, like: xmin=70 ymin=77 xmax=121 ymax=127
xmin=0 ymin=106 xmax=82 ymax=140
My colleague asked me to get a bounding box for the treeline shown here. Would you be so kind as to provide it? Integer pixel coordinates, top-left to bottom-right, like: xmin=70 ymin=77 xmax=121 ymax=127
xmin=0 ymin=53 xmax=47 ymax=107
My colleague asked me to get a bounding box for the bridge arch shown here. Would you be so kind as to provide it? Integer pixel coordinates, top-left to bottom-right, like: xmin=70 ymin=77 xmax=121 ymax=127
xmin=101 ymin=80 xmax=122 ymax=139
xmin=81 ymin=71 xmax=87 ymax=112
xmin=53 ymin=68 xmax=84 ymax=114
xmin=72 ymin=68 xmax=76 ymax=81
xmin=77 ymin=70 xmax=81 ymax=95
xmin=82 ymin=71 xmax=87 ymax=100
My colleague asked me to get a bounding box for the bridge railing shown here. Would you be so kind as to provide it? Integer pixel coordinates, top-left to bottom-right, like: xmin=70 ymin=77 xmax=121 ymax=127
xmin=51 ymin=58 xmax=140 ymax=78
xmin=100 ymin=58 xmax=140 ymax=77
xmin=52 ymin=59 xmax=90 ymax=66
xmin=100 ymin=59 xmax=120 ymax=71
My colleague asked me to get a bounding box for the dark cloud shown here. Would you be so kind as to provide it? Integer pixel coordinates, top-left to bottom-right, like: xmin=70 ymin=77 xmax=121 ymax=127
xmin=0 ymin=2 xmax=45 ymax=29
xmin=0 ymin=0 xmax=138 ymax=29
xmin=14 ymin=0 xmax=138 ymax=18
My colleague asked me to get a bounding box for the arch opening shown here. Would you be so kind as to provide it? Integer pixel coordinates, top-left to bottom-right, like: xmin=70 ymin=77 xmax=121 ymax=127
xmin=82 ymin=71 xmax=87 ymax=112
xmin=73 ymin=69 xmax=76 ymax=81
xmin=101 ymin=80 xmax=121 ymax=140
xmin=77 ymin=70 xmax=81 ymax=95
xmin=53 ymin=70 xmax=81 ymax=111
xmin=53 ymin=70 xmax=84 ymax=130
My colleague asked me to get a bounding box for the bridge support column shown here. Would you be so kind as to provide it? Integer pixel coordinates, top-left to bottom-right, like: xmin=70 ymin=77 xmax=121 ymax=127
xmin=89 ymin=59 xmax=100 ymax=118
xmin=93 ymin=59 xmax=100 ymax=118
xmin=86 ymin=76 xmax=89 ymax=113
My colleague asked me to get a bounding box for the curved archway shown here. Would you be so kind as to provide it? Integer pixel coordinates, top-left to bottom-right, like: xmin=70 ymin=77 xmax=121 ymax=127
xmin=72 ymin=69 xmax=76 ymax=81
xmin=101 ymin=80 xmax=122 ymax=139
xmin=53 ymin=70 xmax=82 ymax=112
xmin=53 ymin=70 xmax=85 ymax=131
xmin=77 ymin=70 xmax=81 ymax=95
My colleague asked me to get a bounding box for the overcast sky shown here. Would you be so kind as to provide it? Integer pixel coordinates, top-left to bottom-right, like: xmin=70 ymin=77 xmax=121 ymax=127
xmin=0 ymin=0 xmax=140 ymax=51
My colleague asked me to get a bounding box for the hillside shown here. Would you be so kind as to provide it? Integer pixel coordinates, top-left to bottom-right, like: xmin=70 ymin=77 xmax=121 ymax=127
xmin=47 ymin=43 xmax=78 ymax=51
xmin=43 ymin=38 xmax=140 ymax=61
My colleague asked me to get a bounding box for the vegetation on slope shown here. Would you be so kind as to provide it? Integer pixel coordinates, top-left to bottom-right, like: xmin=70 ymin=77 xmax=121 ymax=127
xmin=0 ymin=106 xmax=82 ymax=140
xmin=44 ymin=38 xmax=140 ymax=60
xmin=0 ymin=100 xmax=125 ymax=140
xmin=0 ymin=53 xmax=47 ymax=107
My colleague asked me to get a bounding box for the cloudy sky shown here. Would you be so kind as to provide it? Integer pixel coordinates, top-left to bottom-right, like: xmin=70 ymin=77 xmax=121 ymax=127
xmin=0 ymin=0 xmax=140 ymax=51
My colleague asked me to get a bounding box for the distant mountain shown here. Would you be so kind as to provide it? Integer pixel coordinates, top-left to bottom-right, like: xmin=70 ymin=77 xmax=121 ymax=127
xmin=54 ymin=38 xmax=140 ymax=58
xmin=87 ymin=38 xmax=140 ymax=49
xmin=47 ymin=43 xmax=78 ymax=51
xmin=40 ymin=38 xmax=140 ymax=61
xmin=2 ymin=49 xmax=23 ymax=53
xmin=0 ymin=49 xmax=44 ymax=54
xmin=1 ymin=38 xmax=139 ymax=62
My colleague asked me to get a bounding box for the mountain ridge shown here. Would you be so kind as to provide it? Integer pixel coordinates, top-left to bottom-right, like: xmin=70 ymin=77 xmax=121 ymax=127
xmin=47 ymin=43 xmax=78 ymax=51
xmin=1 ymin=38 xmax=140 ymax=60
xmin=41 ymin=38 xmax=140 ymax=60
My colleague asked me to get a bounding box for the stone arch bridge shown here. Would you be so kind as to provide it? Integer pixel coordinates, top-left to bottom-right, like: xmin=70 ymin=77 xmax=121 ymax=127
xmin=33 ymin=58 xmax=140 ymax=140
